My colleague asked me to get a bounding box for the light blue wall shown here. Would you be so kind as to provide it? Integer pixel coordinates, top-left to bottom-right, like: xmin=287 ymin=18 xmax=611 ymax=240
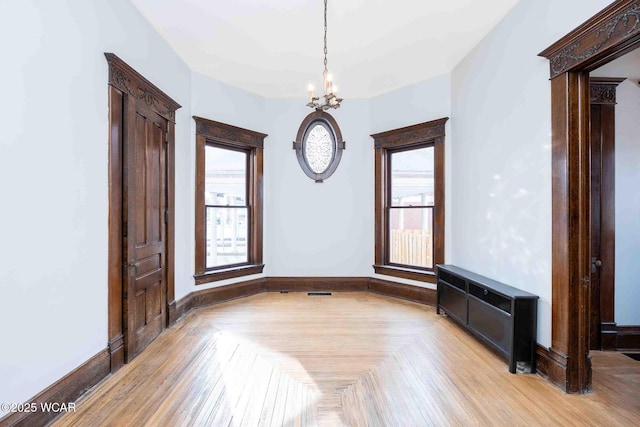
xmin=450 ymin=0 xmax=613 ymax=347
xmin=0 ymin=0 xmax=192 ymax=414
xmin=0 ymin=0 xmax=624 ymax=413
xmin=263 ymin=98 xmax=373 ymax=277
xmin=369 ymin=75 xmax=453 ymax=287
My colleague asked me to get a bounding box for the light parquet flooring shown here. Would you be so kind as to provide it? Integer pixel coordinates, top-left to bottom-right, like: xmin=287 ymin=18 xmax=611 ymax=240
xmin=53 ymin=292 xmax=640 ymax=426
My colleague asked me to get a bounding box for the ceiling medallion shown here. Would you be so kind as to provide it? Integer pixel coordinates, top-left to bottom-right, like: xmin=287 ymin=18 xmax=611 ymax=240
xmin=306 ymin=0 xmax=343 ymax=111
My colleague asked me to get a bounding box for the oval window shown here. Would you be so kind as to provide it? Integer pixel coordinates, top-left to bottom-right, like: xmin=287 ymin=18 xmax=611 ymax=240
xmin=305 ymin=123 xmax=334 ymax=174
xmin=293 ymin=111 xmax=344 ymax=182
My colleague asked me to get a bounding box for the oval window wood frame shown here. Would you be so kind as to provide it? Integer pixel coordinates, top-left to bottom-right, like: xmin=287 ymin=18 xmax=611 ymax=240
xmin=293 ymin=111 xmax=345 ymax=182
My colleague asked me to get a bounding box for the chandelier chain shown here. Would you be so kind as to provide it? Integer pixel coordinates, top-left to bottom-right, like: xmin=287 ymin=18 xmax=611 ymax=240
xmin=306 ymin=0 xmax=342 ymax=110
xmin=323 ymin=0 xmax=328 ymax=73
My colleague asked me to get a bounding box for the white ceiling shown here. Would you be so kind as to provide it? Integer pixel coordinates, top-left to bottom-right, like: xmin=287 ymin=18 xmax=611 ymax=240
xmin=129 ymin=0 xmax=520 ymax=99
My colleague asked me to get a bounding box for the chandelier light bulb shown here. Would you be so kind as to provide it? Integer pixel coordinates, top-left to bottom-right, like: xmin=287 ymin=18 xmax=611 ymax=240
xmin=305 ymin=0 xmax=342 ymax=111
xmin=308 ymin=84 xmax=315 ymax=102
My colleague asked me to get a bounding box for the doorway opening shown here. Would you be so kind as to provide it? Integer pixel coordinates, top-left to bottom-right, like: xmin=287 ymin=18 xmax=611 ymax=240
xmin=589 ymin=50 xmax=640 ymax=352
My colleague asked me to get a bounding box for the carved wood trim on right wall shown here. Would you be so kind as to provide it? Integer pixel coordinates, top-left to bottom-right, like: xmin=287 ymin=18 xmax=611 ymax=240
xmin=539 ymin=0 xmax=640 ymax=393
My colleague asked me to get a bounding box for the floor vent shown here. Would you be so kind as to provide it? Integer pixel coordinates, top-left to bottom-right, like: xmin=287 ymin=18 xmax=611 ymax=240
xmin=308 ymin=292 xmax=332 ymax=296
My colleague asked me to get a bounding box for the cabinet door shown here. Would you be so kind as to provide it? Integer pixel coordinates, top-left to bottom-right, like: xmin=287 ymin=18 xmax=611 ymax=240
xmin=468 ymin=296 xmax=511 ymax=355
xmin=439 ymin=282 xmax=467 ymax=323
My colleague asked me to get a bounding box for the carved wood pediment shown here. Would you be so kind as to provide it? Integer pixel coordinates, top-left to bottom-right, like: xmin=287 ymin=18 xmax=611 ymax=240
xmin=105 ymin=53 xmax=181 ymax=122
xmin=193 ymin=116 xmax=267 ymax=149
xmin=590 ymin=77 xmax=626 ymax=104
xmin=371 ymin=118 xmax=449 ymax=149
xmin=539 ymin=1 xmax=640 ymax=78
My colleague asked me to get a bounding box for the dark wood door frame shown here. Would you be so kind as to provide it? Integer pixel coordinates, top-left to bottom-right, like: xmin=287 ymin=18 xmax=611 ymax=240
xmin=589 ymin=78 xmax=623 ymax=351
xmin=539 ymin=0 xmax=640 ymax=393
xmin=105 ymin=53 xmax=181 ymax=372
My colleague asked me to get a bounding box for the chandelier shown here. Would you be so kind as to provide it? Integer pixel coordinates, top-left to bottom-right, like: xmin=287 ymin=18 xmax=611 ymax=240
xmin=306 ymin=0 xmax=343 ymax=110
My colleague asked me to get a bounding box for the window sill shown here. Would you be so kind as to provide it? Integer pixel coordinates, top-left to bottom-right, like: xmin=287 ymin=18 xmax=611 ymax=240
xmin=194 ymin=264 xmax=265 ymax=285
xmin=373 ymin=265 xmax=436 ymax=284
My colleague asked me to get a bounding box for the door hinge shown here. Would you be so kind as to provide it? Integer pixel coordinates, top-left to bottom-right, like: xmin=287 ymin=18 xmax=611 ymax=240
xmin=165 ymin=210 xmax=169 ymax=223
xmin=165 ymin=133 xmax=169 ymax=144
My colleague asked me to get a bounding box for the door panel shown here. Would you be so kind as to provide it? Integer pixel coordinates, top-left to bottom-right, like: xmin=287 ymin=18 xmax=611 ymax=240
xmin=590 ymin=104 xmax=603 ymax=350
xmin=124 ymin=107 xmax=167 ymax=361
xmin=589 ymin=91 xmax=617 ymax=351
xmin=106 ymin=53 xmax=180 ymax=372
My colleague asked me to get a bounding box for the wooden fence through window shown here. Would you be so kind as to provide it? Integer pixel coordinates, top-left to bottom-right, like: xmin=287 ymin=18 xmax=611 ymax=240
xmin=390 ymin=229 xmax=432 ymax=268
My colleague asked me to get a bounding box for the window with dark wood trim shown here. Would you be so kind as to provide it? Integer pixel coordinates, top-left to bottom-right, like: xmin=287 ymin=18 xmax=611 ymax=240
xmin=293 ymin=110 xmax=345 ymax=182
xmin=193 ymin=116 xmax=267 ymax=284
xmin=372 ymin=118 xmax=448 ymax=283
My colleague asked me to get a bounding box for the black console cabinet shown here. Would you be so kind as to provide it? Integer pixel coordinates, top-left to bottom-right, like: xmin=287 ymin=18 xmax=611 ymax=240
xmin=436 ymin=264 xmax=539 ymax=373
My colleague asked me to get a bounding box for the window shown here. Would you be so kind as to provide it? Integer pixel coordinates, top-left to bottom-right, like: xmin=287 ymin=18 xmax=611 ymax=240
xmin=204 ymin=146 xmax=248 ymax=268
xmin=194 ymin=116 xmax=266 ymax=284
xmin=293 ymin=111 xmax=345 ymax=182
xmin=372 ymin=118 xmax=448 ymax=283
xmin=389 ymin=147 xmax=434 ymax=269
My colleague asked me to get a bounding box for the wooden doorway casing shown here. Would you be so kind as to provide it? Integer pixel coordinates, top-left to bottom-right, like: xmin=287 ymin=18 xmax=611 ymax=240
xmin=589 ymin=78 xmax=623 ymax=351
xmin=539 ymin=0 xmax=640 ymax=393
xmin=106 ymin=53 xmax=181 ymax=371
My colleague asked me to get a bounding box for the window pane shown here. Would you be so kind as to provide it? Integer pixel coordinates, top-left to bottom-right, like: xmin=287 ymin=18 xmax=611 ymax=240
xmin=391 ymin=147 xmax=434 ymax=207
xmin=206 ymin=206 xmax=248 ymax=268
xmin=389 ymin=207 xmax=433 ymax=269
xmin=304 ymin=123 xmax=334 ymax=174
xmin=205 ymin=145 xmax=246 ymax=206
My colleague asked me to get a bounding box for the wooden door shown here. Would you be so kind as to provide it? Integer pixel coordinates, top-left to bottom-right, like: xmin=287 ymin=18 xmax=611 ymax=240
xmin=589 ymin=102 xmax=604 ymax=350
xmin=589 ymin=78 xmax=621 ymax=351
xmin=106 ymin=53 xmax=180 ymax=370
xmin=123 ymin=103 xmax=168 ymax=361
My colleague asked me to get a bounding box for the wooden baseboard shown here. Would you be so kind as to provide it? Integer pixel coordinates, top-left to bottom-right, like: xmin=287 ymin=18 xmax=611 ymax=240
xmin=595 ymin=323 xmax=639 ymax=351
xmin=174 ymin=292 xmax=194 ymax=322
xmin=266 ymin=277 xmax=436 ymax=306
xmin=535 ymin=344 xmax=553 ymax=380
xmin=167 ymin=300 xmax=177 ymax=327
xmin=108 ymin=334 xmax=125 ymax=373
xmin=601 ymin=321 xmax=618 ymax=351
xmin=534 ymin=345 xmax=584 ymax=393
xmin=369 ymin=277 xmax=436 ymax=306
xmin=616 ymin=326 xmax=640 ymax=350
xmin=173 ymin=277 xmax=372 ymax=322
xmin=267 ymin=277 xmax=369 ymax=292
xmin=173 ymin=278 xmax=269 ymax=323
xmin=0 ymin=349 xmax=110 ymax=427
xmin=170 ymin=276 xmax=437 ymax=324
xmin=192 ymin=277 xmax=267 ymax=307
xmin=536 ymin=327 xmax=640 ymax=392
